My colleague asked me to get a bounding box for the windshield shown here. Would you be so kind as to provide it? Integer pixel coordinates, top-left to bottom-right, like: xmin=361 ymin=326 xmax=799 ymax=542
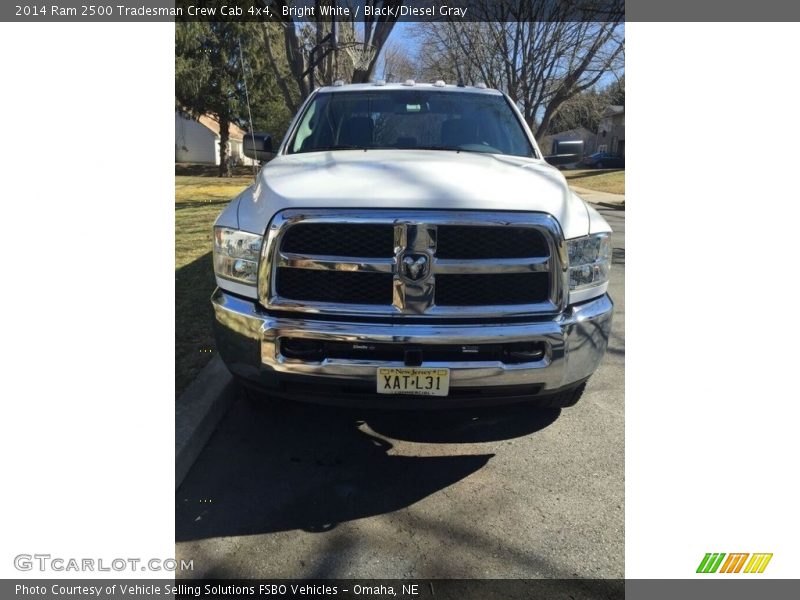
xmin=288 ymin=89 xmax=536 ymax=158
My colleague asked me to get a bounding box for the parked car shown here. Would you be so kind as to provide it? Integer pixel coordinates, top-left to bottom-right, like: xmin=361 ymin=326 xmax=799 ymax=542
xmin=581 ymin=151 xmax=625 ymax=169
xmin=212 ymin=82 xmax=613 ymax=408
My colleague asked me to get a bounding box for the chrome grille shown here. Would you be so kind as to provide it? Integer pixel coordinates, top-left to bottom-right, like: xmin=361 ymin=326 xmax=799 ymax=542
xmin=259 ymin=210 xmax=567 ymax=318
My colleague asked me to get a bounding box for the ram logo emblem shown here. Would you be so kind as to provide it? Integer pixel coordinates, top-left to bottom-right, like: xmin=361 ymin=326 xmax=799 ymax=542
xmin=400 ymin=253 xmax=430 ymax=282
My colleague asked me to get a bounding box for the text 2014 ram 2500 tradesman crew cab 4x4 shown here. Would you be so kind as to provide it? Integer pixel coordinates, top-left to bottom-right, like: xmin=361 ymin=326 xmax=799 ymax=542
xmin=211 ymin=82 xmax=613 ymax=408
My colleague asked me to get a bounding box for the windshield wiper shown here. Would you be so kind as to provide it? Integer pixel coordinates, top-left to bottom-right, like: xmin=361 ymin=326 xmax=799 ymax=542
xmin=411 ymin=146 xmax=499 ymax=155
xmin=411 ymin=145 xmax=463 ymax=152
xmin=309 ymin=144 xmax=367 ymax=152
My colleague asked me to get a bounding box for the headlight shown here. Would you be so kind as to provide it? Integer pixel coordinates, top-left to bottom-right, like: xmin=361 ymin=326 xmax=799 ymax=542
xmin=213 ymin=227 xmax=262 ymax=285
xmin=567 ymin=232 xmax=611 ymax=302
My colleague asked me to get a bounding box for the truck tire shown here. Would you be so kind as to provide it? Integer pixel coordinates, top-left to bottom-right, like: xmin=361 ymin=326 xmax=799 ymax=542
xmin=535 ymin=381 xmax=587 ymax=408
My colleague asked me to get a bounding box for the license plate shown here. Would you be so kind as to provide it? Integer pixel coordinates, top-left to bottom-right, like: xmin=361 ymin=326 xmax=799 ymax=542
xmin=377 ymin=367 xmax=450 ymax=396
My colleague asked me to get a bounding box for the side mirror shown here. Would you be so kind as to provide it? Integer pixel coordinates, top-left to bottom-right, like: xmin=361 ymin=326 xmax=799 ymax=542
xmin=545 ymin=139 xmax=583 ymax=168
xmin=544 ymin=153 xmax=582 ymax=167
xmin=243 ymin=133 xmax=275 ymax=162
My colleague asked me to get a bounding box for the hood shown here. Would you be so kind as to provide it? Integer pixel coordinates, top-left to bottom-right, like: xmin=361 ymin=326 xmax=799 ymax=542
xmin=236 ymin=150 xmax=593 ymax=239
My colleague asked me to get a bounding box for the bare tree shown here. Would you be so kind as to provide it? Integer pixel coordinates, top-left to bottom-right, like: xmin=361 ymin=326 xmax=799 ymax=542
xmin=545 ymin=88 xmax=607 ymax=134
xmin=379 ymin=40 xmax=417 ymax=82
xmin=262 ymin=0 xmax=403 ymax=105
xmin=261 ymin=22 xmax=302 ymax=114
xmin=350 ymin=1 xmax=402 ymax=82
xmin=418 ymin=1 xmax=624 ymax=140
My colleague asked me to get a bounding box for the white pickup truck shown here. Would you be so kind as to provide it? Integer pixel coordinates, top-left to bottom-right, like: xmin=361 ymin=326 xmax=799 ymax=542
xmin=211 ymin=82 xmax=613 ymax=408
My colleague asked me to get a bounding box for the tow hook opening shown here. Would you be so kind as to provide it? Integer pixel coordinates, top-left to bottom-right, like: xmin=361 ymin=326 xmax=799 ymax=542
xmin=503 ymin=342 xmax=546 ymax=364
xmin=281 ymin=338 xmax=325 ymax=362
xmin=404 ymin=348 xmax=423 ymax=367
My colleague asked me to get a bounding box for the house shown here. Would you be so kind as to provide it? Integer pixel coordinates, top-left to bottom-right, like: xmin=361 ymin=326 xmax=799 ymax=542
xmin=175 ymin=111 xmax=256 ymax=166
xmin=596 ymin=105 xmax=625 ymax=156
xmin=540 ymin=126 xmax=597 ymax=157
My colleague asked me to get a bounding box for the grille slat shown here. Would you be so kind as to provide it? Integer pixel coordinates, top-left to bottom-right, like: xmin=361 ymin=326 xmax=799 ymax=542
xmin=281 ymin=224 xmax=394 ymax=257
xmin=437 ymin=226 xmax=549 ymax=259
xmin=276 ymin=268 xmax=393 ymax=305
xmin=435 ymin=273 xmax=550 ymax=306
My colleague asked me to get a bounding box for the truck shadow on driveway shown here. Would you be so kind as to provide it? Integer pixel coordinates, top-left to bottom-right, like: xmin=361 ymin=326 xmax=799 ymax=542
xmin=363 ymin=404 xmax=560 ymax=444
xmin=176 ymin=392 xmax=560 ymax=542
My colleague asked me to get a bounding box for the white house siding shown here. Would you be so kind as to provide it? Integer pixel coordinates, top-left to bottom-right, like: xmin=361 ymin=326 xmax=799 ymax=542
xmin=229 ymin=139 xmax=256 ymax=166
xmin=175 ymin=112 xmax=217 ymax=164
xmin=175 ymin=112 xmax=256 ymax=166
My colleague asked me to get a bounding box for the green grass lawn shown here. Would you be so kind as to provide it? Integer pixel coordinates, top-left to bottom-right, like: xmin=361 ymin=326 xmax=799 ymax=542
xmin=175 ymin=169 xmax=252 ymax=396
xmin=563 ymin=168 xmax=625 ymax=195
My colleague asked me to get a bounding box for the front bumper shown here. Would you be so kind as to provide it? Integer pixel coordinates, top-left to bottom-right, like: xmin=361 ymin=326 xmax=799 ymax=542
xmin=211 ymin=288 xmax=613 ymax=407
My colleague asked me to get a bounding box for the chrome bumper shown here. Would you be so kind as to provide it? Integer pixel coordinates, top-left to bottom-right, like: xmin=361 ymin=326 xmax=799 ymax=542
xmin=212 ymin=288 xmax=613 ymax=403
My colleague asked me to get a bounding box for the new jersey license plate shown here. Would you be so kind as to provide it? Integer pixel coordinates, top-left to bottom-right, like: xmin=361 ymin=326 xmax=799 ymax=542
xmin=377 ymin=367 xmax=451 ymax=396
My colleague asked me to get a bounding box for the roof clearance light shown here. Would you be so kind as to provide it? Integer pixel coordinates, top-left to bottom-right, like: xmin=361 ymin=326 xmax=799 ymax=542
xmin=333 ymin=79 xmax=345 ymax=87
xmin=374 ymin=79 xmax=386 ymax=86
xmin=434 ymin=80 xmax=446 ymax=87
xmin=403 ymin=79 xmax=415 ymax=86
xmin=475 ymin=82 xmax=488 ymax=89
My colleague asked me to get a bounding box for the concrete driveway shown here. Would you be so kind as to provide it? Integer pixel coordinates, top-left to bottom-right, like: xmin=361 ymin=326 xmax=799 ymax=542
xmin=176 ymin=206 xmax=625 ymax=578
